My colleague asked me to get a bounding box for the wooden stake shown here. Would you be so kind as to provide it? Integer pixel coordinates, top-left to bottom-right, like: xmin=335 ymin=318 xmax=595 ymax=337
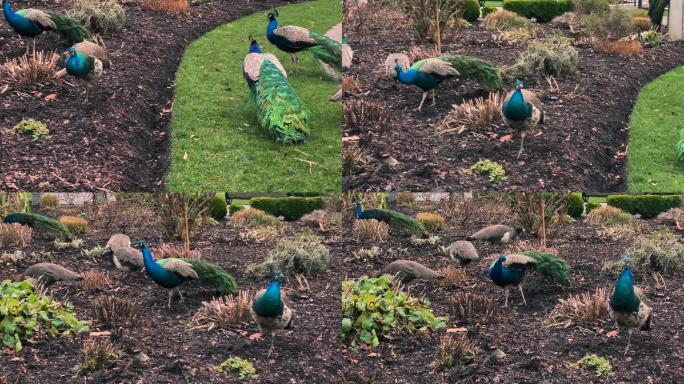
xmin=539 ymin=196 xmax=547 ymax=250
xmin=435 ymin=2 xmax=441 ymax=54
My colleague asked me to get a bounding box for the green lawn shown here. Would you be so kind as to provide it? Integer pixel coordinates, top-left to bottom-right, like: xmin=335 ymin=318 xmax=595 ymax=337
xmin=168 ymin=0 xmax=341 ymax=192
xmin=485 ymin=1 xmax=503 ymax=7
xmin=627 ymin=66 xmax=684 ymax=192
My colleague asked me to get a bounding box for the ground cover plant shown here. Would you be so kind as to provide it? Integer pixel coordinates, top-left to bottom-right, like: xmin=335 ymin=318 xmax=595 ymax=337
xmin=169 ymin=0 xmax=342 ymax=192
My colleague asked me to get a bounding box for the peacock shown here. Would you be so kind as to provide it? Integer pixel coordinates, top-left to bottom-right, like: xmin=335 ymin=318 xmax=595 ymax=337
xmin=104 ymin=234 xmax=143 ymax=271
xmin=137 ymin=240 xmax=237 ymax=308
xmin=251 ymin=271 xmax=294 ymax=357
xmin=355 ymin=201 xmax=428 ymax=237
xmin=385 ymin=53 xmax=502 ymax=111
xmin=65 ymin=41 xmax=110 ymax=101
xmin=380 ymin=259 xmax=443 ymax=284
xmin=22 ymin=262 xmax=83 ymax=286
xmin=488 ymin=252 xmax=570 ymax=307
xmin=243 ymin=37 xmax=310 ymax=144
xmin=2 ymin=0 xmax=90 ymax=54
xmin=467 ymin=224 xmax=522 ymax=243
xmin=3 ymin=212 xmax=71 ymax=239
xmin=447 ymin=240 xmax=479 ymax=265
xmin=609 ymin=257 xmax=652 ymax=355
xmin=501 ymin=79 xmax=544 ymax=159
xmin=266 ymin=10 xmax=341 ymax=74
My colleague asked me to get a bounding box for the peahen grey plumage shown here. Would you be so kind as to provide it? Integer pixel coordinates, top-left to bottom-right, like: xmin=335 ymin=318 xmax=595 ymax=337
xmin=22 ymin=262 xmax=83 ymax=286
xmin=380 ymin=259 xmax=443 ymax=284
xmin=467 ymin=224 xmax=522 ymax=243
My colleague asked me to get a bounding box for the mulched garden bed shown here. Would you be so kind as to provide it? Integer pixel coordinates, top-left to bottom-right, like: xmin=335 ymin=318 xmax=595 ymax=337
xmin=343 ymin=5 xmax=684 ymax=192
xmin=0 ymin=0 xmax=301 ymax=191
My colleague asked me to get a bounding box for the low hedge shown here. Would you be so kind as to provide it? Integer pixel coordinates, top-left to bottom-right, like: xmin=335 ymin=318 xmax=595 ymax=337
xmin=585 ymin=201 xmax=601 ymax=214
xmin=463 ymin=0 xmax=480 ymax=22
xmin=230 ymin=203 xmax=245 ymax=214
xmin=502 ymin=0 xmax=573 ymax=22
xmin=482 ymin=6 xmax=497 ymax=18
xmin=606 ymin=195 xmax=681 ymax=219
xmin=249 ymin=197 xmax=325 ymax=221
xmin=210 ymin=193 xmax=228 ymax=221
xmin=567 ymin=192 xmax=584 ymax=218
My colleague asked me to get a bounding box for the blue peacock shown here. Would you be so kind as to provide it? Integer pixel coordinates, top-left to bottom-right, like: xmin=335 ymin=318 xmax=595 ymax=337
xmin=3 ymin=212 xmax=71 ymax=239
xmin=266 ymin=10 xmax=341 ymax=74
xmin=137 ymin=240 xmax=237 ymax=308
xmin=488 ymin=252 xmax=570 ymax=307
xmin=65 ymin=41 xmax=110 ymax=101
xmin=609 ymin=257 xmax=652 ymax=355
xmin=385 ymin=53 xmax=502 ymax=111
xmin=243 ymin=37 xmax=310 ymax=144
xmin=501 ymin=80 xmax=544 ymax=159
xmin=251 ymin=270 xmax=294 ymax=357
xmin=2 ymin=0 xmax=90 ymax=54
xmin=355 ymin=201 xmax=428 ymax=237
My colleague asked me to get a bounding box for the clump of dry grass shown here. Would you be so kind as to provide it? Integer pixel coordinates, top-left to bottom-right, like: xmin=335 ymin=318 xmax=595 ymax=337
xmin=432 ymin=334 xmax=479 ymax=370
xmin=594 ymin=40 xmax=643 ymax=56
xmin=448 ymin=292 xmax=497 ymax=321
xmin=230 ymin=208 xmax=279 ymax=228
xmin=77 ymin=339 xmax=121 ymax=375
xmin=39 ymin=194 xmax=59 ymax=210
xmin=586 ymin=205 xmax=635 ymax=226
xmin=505 ymin=240 xmax=557 ymax=255
xmin=189 ymin=290 xmax=252 ymax=331
xmin=0 ymin=223 xmax=32 ymax=248
xmin=598 ymin=222 xmax=645 ymax=240
xmin=239 ymin=226 xmax=282 ymax=243
xmin=92 ymin=296 xmax=140 ymax=328
xmin=0 ymin=51 xmax=59 ymax=85
xmin=496 ymin=27 xmax=541 ymax=45
xmin=353 ymin=219 xmax=389 ymax=243
xmin=395 ymin=192 xmax=416 ymax=206
xmin=482 ymin=9 xmax=531 ymax=30
xmin=300 ymin=209 xmax=342 ymax=232
xmin=141 ymin=0 xmax=187 ymax=13
xmin=343 ymin=144 xmax=372 ymax=176
xmin=154 ymin=243 xmax=203 ymax=259
xmin=344 ymin=99 xmax=390 ymax=130
xmin=545 ymin=288 xmax=610 ymax=327
xmin=81 ymin=271 xmax=112 ymax=292
xmin=438 ymin=193 xmax=513 ymax=227
xmin=440 ymin=93 xmax=503 ymax=133
xmin=343 ymin=75 xmax=362 ymax=95
xmin=437 ymin=267 xmax=467 ymax=287
xmin=416 ymin=212 xmax=445 ymax=230
xmin=59 ymin=215 xmax=88 ymax=234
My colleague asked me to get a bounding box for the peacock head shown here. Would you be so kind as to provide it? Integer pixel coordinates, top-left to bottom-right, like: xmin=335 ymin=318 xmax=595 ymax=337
xmin=267 ymin=10 xmax=278 ymax=20
xmin=623 ymin=257 xmax=632 ymax=267
xmin=274 ymin=269 xmax=284 ymax=280
xmin=248 ymin=36 xmax=261 ymax=53
xmin=515 ymin=79 xmax=524 ymax=90
xmin=136 ymin=240 xmax=146 ymax=249
xmin=498 ymin=255 xmax=507 ymax=262
xmin=393 ymin=59 xmax=403 ymax=75
xmin=67 ymin=47 xmax=77 ymax=57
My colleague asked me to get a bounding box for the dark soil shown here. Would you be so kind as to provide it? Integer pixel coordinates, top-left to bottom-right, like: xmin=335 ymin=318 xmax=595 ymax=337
xmin=343 ymin=5 xmax=684 ymax=192
xmin=336 ymin=201 xmax=684 ymax=383
xmin=0 ymin=208 xmax=346 ymax=383
xmin=0 ymin=0 xmax=300 ymax=191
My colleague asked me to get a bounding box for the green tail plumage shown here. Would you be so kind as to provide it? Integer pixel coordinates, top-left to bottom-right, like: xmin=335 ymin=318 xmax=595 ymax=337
xmin=438 ymin=55 xmax=502 ymax=91
xmin=180 ymin=258 xmax=238 ymax=295
xmin=308 ymin=31 xmax=342 ymax=80
xmin=252 ymin=58 xmax=310 ymax=144
xmin=46 ymin=12 xmax=90 ymax=45
xmin=518 ymin=251 xmax=570 ymax=285
xmin=361 ymin=208 xmax=428 ymax=236
xmin=3 ymin=212 xmax=71 ymax=239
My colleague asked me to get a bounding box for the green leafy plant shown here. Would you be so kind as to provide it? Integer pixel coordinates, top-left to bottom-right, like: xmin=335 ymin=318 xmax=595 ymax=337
xmin=68 ymin=0 xmax=125 ymax=35
xmin=7 ymin=119 xmax=50 ymax=141
xmin=572 ymin=354 xmax=613 ymax=377
xmin=585 ymin=201 xmax=601 ymax=213
xmin=341 ymin=275 xmax=446 ymax=348
xmin=210 ymin=193 xmax=228 ymax=221
xmin=462 ymin=0 xmax=480 ymax=22
xmin=214 ymin=356 xmax=257 ymax=379
xmin=466 ymin=160 xmax=507 ymax=182
xmin=0 ymin=280 xmax=89 ymax=351
xmin=246 ymin=230 xmax=330 ymax=277
xmin=482 ymin=6 xmax=496 ymax=18
xmin=503 ymin=0 xmax=573 ymax=22
xmin=606 ymin=194 xmax=681 ymax=219
xmin=567 ymin=192 xmax=584 ymax=218
xmin=640 ymin=29 xmax=665 ymax=46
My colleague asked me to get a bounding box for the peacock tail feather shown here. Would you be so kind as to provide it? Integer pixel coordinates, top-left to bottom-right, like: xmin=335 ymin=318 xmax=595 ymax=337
xmin=362 ymin=208 xmax=428 ymax=236
xmin=252 ymin=58 xmax=310 ymax=144
xmin=165 ymin=258 xmax=238 ymax=295
xmin=3 ymin=212 xmax=71 ymax=238
xmin=45 ymin=11 xmax=90 ymax=45
xmin=437 ymin=55 xmax=502 ymax=91
xmin=517 ymin=251 xmax=570 ymax=285
xmin=308 ymin=30 xmax=342 ymax=80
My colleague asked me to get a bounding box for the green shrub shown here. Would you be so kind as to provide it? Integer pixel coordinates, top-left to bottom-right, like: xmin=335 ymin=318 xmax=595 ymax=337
xmin=7 ymin=119 xmax=50 ymax=141
xmin=572 ymin=0 xmax=609 ymax=16
xmin=210 ymin=193 xmax=228 ymax=220
xmin=246 ymin=230 xmax=330 ymax=277
xmin=466 ymin=159 xmax=507 ymax=182
xmin=214 ymin=357 xmax=256 ymax=379
xmin=623 ymin=228 xmax=684 ymax=275
xmin=341 ymin=275 xmax=446 ymax=348
xmin=229 ymin=202 xmax=244 ymax=214
xmin=482 ymin=6 xmax=496 ymax=18
xmin=463 ymin=0 xmax=480 ymax=22
xmin=249 ymin=197 xmax=324 ymax=221
xmin=572 ymin=354 xmax=613 ymax=377
xmin=505 ymin=33 xmax=579 ymax=79
xmin=586 ymin=205 xmax=634 ymax=226
xmin=0 ymin=280 xmax=89 ymax=351
xmin=583 ymin=8 xmax=635 ymax=40
xmin=606 ymin=195 xmax=681 ymax=219
xmin=503 ymin=0 xmax=573 ymax=22
xmin=482 ymin=9 xmax=531 ymax=30
xmin=68 ymin=0 xmax=125 ymax=35
xmin=585 ymin=201 xmax=600 ymax=213
xmin=567 ymin=193 xmax=584 ymax=217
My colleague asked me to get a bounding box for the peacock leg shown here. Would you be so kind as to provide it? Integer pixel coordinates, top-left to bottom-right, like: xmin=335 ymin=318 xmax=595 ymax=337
xmin=624 ymin=329 xmax=632 ymax=356
xmin=431 ymin=89 xmax=436 ymax=106
xmin=416 ymin=92 xmax=428 ymax=112
xmin=167 ymin=289 xmax=173 ymax=308
xmin=503 ymin=287 xmax=509 ymax=307
xmin=267 ymin=332 xmax=276 ymax=358
xmin=517 ymin=132 xmax=526 ymax=159
xmin=518 ymin=284 xmax=527 ymax=306
xmin=177 ymin=288 xmax=185 ymax=303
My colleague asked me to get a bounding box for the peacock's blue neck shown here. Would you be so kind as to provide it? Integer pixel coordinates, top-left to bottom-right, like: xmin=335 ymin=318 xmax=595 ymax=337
xmin=249 ymin=42 xmax=261 ymax=54
xmin=141 ymin=243 xmax=179 ymax=288
xmin=66 ymin=53 xmax=87 ymax=75
xmin=3 ymin=0 xmax=40 ymax=36
xmin=489 ymin=257 xmax=524 ymax=287
xmin=266 ymin=19 xmax=278 ymax=39
xmin=253 ymin=279 xmax=284 ymax=316
xmin=396 ymin=67 xmax=417 ymax=85
xmin=503 ymin=89 xmax=532 ymax=121
xmin=610 ymin=268 xmax=640 ymax=312
xmin=354 ymin=203 xmax=363 ymax=219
